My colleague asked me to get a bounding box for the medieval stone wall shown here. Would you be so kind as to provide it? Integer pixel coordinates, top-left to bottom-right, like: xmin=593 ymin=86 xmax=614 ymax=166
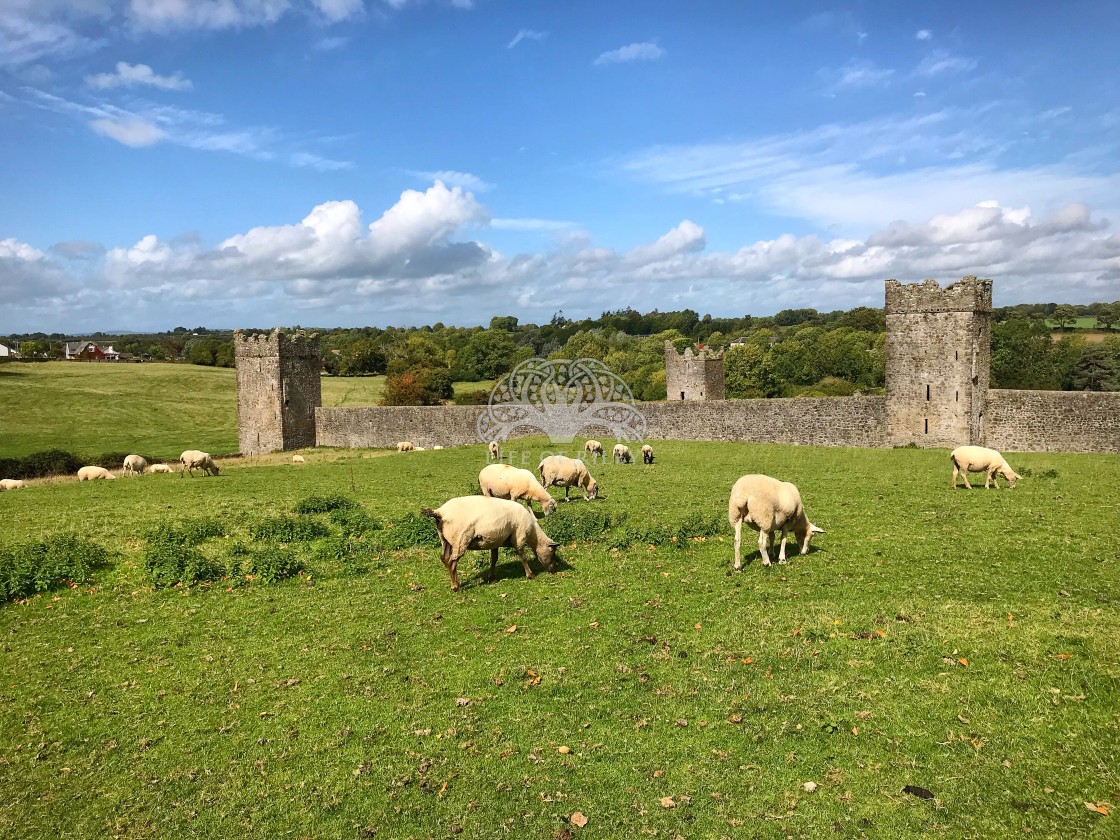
xmin=985 ymin=390 xmax=1120 ymax=453
xmin=235 ymin=329 xmax=321 ymax=455
xmin=664 ymin=341 xmax=725 ymax=400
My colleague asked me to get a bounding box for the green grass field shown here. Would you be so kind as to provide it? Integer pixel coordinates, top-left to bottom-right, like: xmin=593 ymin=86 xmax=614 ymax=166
xmin=0 ymin=363 xmax=493 ymax=460
xmin=1 ymin=429 xmax=1118 ymax=838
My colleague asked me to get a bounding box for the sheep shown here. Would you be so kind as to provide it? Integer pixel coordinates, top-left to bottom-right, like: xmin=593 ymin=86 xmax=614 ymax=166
xmin=77 ymin=465 xmax=116 ymax=481
xmin=292 ymin=455 xmax=305 ymax=464
xmin=147 ymin=463 xmax=174 ymax=474
xmin=421 ymin=496 xmax=559 ymax=591
xmin=0 ymin=478 xmax=27 ymax=491
xmin=488 ymin=440 xmax=500 ymax=461
xmin=728 ymin=474 xmax=823 ymax=569
xmin=584 ymin=440 xmax=604 ymax=461
xmin=538 ymin=455 xmax=598 ymax=501
xmin=613 ymin=443 xmax=632 ymax=464
xmin=123 ymin=454 xmax=148 ymax=476
xmin=950 ymin=445 xmax=1020 ymax=489
xmin=478 ymin=463 xmax=557 ymax=516
xmin=396 ymin=441 xmax=415 ymax=452
xmin=180 ymin=450 xmax=220 ymax=477
xmin=433 ymin=445 xmax=444 ymax=450
xmin=641 ymin=444 xmax=654 ymax=465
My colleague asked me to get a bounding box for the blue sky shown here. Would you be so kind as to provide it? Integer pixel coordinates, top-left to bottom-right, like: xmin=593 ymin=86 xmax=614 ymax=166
xmin=2 ymin=0 xmax=1118 ymax=333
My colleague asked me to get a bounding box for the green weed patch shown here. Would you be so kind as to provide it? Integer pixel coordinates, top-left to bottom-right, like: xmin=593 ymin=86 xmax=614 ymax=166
xmin=0 ymin=535 xmax=109 ymax=600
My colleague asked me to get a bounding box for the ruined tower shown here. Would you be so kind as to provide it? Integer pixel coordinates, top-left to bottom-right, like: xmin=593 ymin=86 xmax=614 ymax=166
xmin=884 ymin=276 xmax=992 ymax=448
xmin=234 ymin=329 xmax=322 ymax=455
xmin=664 ymin=340 xmax=725 ymax=401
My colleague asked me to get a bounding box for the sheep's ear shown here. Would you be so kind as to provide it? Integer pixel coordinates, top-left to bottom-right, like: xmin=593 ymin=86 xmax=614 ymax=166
xmin=548 ymin=540 xmax=560 ymax=549
xmin=810 ymin=523 xmax=825 ymax=535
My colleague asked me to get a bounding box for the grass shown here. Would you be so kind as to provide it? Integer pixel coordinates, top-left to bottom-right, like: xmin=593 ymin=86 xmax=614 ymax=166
xmin=0 ymin=363 xmax=494 ymax=459
xmin=1 ymin=438 xmax=1118 ymax=838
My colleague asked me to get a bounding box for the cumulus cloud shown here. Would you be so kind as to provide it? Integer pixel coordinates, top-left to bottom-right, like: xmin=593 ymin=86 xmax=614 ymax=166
xmin=408 ymin=170 xmax=492 ymax=191
xmin=86 ymin=61 xmax=192 ymax=90
xmin=312 ymin=0 xmax=364 ymax=22
xmin=593 ymin=41 xmax=665 ymax=66
xmin=508 ymin=28 xmax=545 ymax=48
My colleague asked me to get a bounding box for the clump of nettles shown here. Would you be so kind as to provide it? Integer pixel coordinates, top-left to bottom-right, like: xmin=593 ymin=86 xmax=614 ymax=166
xmin=142 ymin=519 xmax=227 ymax=588
xmin=0 ymin=535 xmax=110 ymax=601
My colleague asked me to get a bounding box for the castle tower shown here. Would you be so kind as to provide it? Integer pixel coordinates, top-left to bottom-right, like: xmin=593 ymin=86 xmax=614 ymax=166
xmin=884 ymin=276 xmax=992 ymax=448
xmin=234 ymin=329 xmax=322 ymax=455
xmin=664 ymin=340 xmax=725 ymax=401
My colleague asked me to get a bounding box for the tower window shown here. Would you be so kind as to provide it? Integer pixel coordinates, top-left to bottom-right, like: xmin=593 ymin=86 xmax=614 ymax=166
xmin=925 ymin=384 xmax=930 ymax=401
xmin=955 ymin=390 xmax=959 ymax=402
xmin=680 ymin=391 xmax=685 ymax=400
xmin=924 ymin=418 xmax=929 ymax=434
xmin=955 ymin=350 xmax=959 ymax=361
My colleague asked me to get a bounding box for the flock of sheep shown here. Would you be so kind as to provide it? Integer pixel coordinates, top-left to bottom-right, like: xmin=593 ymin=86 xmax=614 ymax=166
xmin=1 ymin=436 xmax=1021 ymax=593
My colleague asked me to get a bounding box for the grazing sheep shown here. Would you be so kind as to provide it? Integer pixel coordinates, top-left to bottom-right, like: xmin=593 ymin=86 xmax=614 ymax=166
xmin=584 ymin=440 xmax=604 ymax=461
xmin=397 ymin=441 xmax=415 ymax=452
xmin=77 ymin=466 xmax=116 ymax=481
xmin=433 ymin=445 xmax=444 ymax=450
xmin=479 ymin=463 xmax=557 ymax=516
xmin=292 ymin=455 xmax=305 ymax=464
xmin=147 ymin=463 xmax=174 ymax=474
xmin=180 ymin=450 xmax=220 ymax=477
xmin=538 ymin=455 xmax=598 ymax=501
xmin=950 ymin=445 xmax=1020 ymax=489
xmin=613 ymin=443 xmax=632 ymax=464
xmin=641 ymin=444 xmax=654 ymax=465
xmin=728 ymin=474 xmax=823 ymax=569
xmin=123 ymin=454 xmax=148 ymax=476
xmin=488 ymin=440 xmax=500 ymax=461
xmin=421 ymin=496 xmax=559 ymax=591
xmin=0 ymin=478 xmax=27 ymax=491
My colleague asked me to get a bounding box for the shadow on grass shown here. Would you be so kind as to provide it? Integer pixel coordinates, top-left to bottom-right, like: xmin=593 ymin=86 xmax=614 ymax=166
xmin=0 ymin=367 xmax=28 ymax=377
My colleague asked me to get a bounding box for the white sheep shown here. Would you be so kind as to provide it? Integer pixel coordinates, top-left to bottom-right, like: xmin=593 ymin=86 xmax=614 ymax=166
xmin=585 ymin=440 xmax=604 ymax=461
xmin=433 ymin=445 xmax=444 ymax=450
xmin=397 ymin=441 xmax=415 ymax=452
xmin=478 ymin=463 xmax=557 ymax=516
xmin=641 ymin=444 xmax=654 ymax=464
xmin=180 ymin=450 xmax=220 ymax=477
xmin=292 ymin=454 xmax=306 ymax=464
xmin=123 ymin=454 xmax=148 ymax=476
xmin=0 ymin=478 xmax=27 ymax=490
xmin=77 ymin=465 xmax=116 ymax=481
xmin=147 ymin=463 xmax=174 ymax=474
xmin=488 ymin=440 xmax=500 ymax=461
xmin=950 ymin=445 xmax=1020 ymax=489
xmin=728 ymin=474 xmax=823 ymax=569
xmin=538 ymin=455 xmax=598 ymax=501
xmin=421 ymin=496 xmax=559 ymax=591
xmin=613 ymin=443 xmax=632 ymax=464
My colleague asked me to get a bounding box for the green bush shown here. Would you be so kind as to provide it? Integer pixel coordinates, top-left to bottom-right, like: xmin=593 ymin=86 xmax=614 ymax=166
xmin=372 ymin=512 xmax=441 ymax=550
xmin=1 ymin=449 xmax=84 ymax=480
xmin=328 ymin=506 xmax=382 ymax=536
xmin=543 ymin=506 xmax=621 ymax=544
xmin=294 ymin=495 xmax=357 ymax=515
xmin=0 ymin=535 xmax=110 ymax=602
xmin=142 ymin=542 xmax=225 ymax=588
xmin=146 ymin=519 xmax=226 ymax=546
xmin=237 ymin=547 xmax=303 ymax=583
xmin=249 ymin=516 xmax=329 ymax=543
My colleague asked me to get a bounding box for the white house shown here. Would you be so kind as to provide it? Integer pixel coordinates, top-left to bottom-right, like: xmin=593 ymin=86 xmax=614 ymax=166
xmin=0 ymin=342 xmax=20 ymax=358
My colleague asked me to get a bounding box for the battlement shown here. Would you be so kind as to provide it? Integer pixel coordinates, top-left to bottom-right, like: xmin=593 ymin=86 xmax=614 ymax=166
xmin=885 ymin=276 xmax=992 ymax=315
xmin=234 ymin=328 xmax=321 ymax=359
xmin=665 ymin=340 xmax=725 ymax=400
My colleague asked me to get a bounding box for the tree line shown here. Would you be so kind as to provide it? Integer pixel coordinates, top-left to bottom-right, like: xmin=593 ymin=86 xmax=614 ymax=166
xmin=4 ymin=301 xmax=1118 ymax=401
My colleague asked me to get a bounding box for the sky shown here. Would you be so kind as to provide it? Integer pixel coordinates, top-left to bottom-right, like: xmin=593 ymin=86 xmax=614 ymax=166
xmin=1 ymin=0 xmax=1119 ymax=334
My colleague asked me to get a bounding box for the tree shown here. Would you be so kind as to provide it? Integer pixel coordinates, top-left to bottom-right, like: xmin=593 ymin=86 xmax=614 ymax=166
xmin=991 ymin=317 xmax=1057 ymax=389
xmin=380 ymin=368 xmax=452 ymax=405
xmin=1069 ymin=342 xmax=1120 ymax=391
xmin=489 ymin=316 xmax=519 ymax=332
xmin=1095 ymin=303 xmax=1120 ymax=332
xmin=340 ymin=339 xmax=387 ymax=376
xmin=1052 ymin=304 xmax=1078 ymax=332
xmin=454 ymin=329 xmax=524 ymax=380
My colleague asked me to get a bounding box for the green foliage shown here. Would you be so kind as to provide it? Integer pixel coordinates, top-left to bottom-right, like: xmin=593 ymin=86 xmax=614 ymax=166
xmin=1069 ymin=340 xmax=1120 ymax=391
xmin=142 ymin=542 xmax=224 ymax=588
xmin=236 ymin=546 xmax=303 ymax=583
xmin=328 ymin=505 xmax=383 ymax=537
xmin=249 ymin=516 xmax=329 ymax=543
xmin=541 ymin=506 xmax=621 ymax=543
xmin=372 ymin=512 xmax=441 ymax=549
xmin=0 ymin=535 xmax=109 ymax=601
xmin=293 ymin=494 xmax=357 ymax=514
xmin=146 ymin=519 xmax=226 ymax=546
xmin=0 ymin=448 xmax=84 ymax=479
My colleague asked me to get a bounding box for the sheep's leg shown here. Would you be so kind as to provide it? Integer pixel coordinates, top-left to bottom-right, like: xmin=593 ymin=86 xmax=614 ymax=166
xmin=777 ymin=530 xmax=789 ymax=564
xmin=951 ymin=464 xmax=958 ymax=488
xmin=517 ymin=547 xmax=534 ymax=579
xmin=563 ymin=486 xmax=570 ymax=501
xmin=961 ymin=469 xmax=973 ymax=490
xmin=489 ymin=548 xmax=500 ymax=583
xmin=732 ymin=518 xmax=743 ymax=570
xmin=758 ymin=528 xmax=771 ymax=566
xmin=446 ymin=546 xmax=462 ymax=592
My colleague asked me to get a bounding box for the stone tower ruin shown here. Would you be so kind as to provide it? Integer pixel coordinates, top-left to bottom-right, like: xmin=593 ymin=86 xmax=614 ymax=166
xmin=234 ymin=329 xmax=322 ymax=455
xmin=884 ymin=276 xmax=992 ymax=448
xmin=664 ymin=340 xmax=726 ymax=401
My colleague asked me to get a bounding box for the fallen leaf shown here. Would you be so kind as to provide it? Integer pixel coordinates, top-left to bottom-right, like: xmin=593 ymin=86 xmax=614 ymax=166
xmin=659 ymin=796 xmax=676 ymax=809
xmin=505 ymin=625 xmax=518 ymax=634
xmin=1085 ymin=802 xmax=1110 ymax=815
xmin=1053 ymin=653 xmax=1072 ymax=660
xmin=903 ymin=785 xmax=935 ymax=800
xmin=569 ymin=812 xmax=588 ymax=828
xmin=802 ymin=781 xmax=818 ymax=793
xmin=558 ymin=745 xmax=571 ymax=755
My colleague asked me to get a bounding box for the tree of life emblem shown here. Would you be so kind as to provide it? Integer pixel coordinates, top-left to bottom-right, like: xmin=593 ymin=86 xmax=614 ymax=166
xmin=476 ymin=357 xmax=648 ymax=444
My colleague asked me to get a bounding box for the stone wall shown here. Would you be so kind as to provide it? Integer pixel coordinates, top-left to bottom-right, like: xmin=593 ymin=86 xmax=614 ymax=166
xmin=316 ymin=397 xmax=889 ymax=450
xmin=985 ymin=390 xmax=1120 ymax=453
xmin=665 ymin=341 xmax=726 ymax=401
xmin=235 ymin=329 xmax=321 ymax=455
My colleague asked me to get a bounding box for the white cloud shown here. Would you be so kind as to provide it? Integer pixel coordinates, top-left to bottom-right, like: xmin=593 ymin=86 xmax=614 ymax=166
xmin=593 ymin=41 xmax=665 ymax=66
xmin=490 ymin=218 xmax=577 ymax=232
xmin=312 ymin=0 xmax=363 ymax=22
xmin=821 ymin=58 xmax=893 ymax=91
xmin=0 ymin=12 xmax=100 ymax=68
xmin=127 ymin=0 xmax=290 ymax=33
xmin=86 ymin=61 xmax=192 ymax=90
xmin=90 ymin=117 xmax=168 ymax=146
xmin=408 ymin=170 xmax=492 ymax=191
xmin=915 ymin=49 xmax=977 ymax=77
xmin=916 ymin=29 xmax=932 ymax=41
xmin=508 ymin=28 xmax=545 ymax=49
